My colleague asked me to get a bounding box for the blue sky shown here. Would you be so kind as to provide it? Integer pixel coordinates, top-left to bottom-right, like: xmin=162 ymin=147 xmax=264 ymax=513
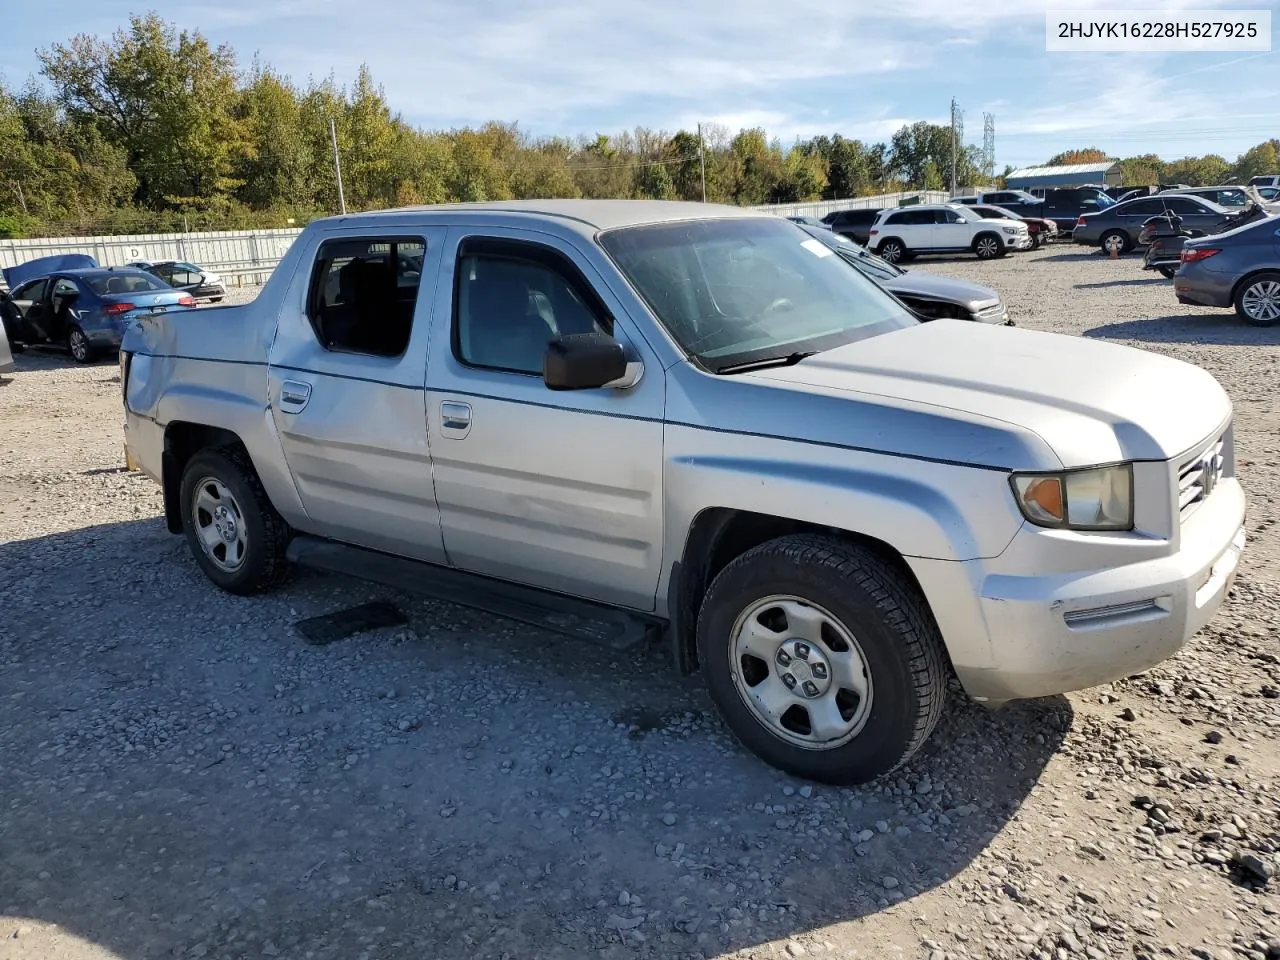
xmin=3 ymin=0 xmax=1278 ymax=168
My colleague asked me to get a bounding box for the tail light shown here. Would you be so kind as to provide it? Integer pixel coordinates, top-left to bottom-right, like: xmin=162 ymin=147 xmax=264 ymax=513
xmin=178 ymin=295 xmax=196 ymax=307
xmin=104 ymin=302 xmax=135 ymax=316
xmin=1075 ymin=216 xmax=1087 ymax=227
xmin=1181 ymin=247 xmax=1220 ymax=263
xmin=869 ymin=228 xmax=879 ymax=235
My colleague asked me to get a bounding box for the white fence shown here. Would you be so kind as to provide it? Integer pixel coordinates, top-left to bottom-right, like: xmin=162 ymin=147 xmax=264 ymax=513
xmin=2 ymin=192 xmax=949 ymax=288
xmin=748 ymin=191 xmax=950 ymax=219
xmin=0 ymin=228 xmax=303 ymax=287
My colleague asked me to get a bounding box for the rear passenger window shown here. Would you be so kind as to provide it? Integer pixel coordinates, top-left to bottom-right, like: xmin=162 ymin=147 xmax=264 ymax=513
xmin=453 ymin=238 xmax=610 ymax=376
xmin=307 ymin=236 xmax=424 ymax=358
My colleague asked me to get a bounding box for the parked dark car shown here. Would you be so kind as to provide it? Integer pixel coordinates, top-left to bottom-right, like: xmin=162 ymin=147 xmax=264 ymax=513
xmin=800 ymin=225 xmax=1013 ymax=324
xmin=1141 ymin=204 xmax=1271 ymax=278
xmin=1173 ymin=215 xmax=1280 ymax=325
xmin=126 ymin=259 xmax=227 ymax=301
xmin=967 ymin=204 xmax=1059 ymax=249
xmin=2 ymin=267 xmax=197 ymax=362
xmin=819 ymin=208 xmax=883 ymax=244
xmin=1073 ymin=194 xmax=1231 ymax=254
xmin=972 ymin=187 xmax=1116 ymax=234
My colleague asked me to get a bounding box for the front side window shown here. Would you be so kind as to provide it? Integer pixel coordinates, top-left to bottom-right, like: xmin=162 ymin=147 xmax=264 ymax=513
xmin=307 ymin=236 xmax=424 ymax=358
xmin=599 ymin=217 xmax=916 ymax=372
xmin=454 ymin=239 xmax=609 ymax=375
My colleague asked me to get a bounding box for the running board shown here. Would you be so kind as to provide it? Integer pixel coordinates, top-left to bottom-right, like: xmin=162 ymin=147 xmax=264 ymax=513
xmin=285 ymin=536 xmax=655 ymax=652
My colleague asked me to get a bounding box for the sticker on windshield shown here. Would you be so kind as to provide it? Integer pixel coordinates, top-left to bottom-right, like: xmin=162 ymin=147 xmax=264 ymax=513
xmin=800 ymin=238 xmax=834 ymax=258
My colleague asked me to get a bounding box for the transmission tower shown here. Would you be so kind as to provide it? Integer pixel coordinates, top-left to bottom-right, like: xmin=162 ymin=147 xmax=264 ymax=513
xmin=983 ymin=113 xmax=996 ymax=181
xmin=949 ymin=99 xmax=964 ymax=194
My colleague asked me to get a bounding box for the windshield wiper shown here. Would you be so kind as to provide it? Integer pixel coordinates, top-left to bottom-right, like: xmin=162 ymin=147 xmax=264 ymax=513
xmin=714 ymin=351 xmax=818 ymax=375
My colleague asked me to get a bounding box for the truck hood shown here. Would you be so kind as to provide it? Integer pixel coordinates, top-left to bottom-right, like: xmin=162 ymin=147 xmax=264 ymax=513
xmin=743 ymin=320 xmax=1230 ymax=468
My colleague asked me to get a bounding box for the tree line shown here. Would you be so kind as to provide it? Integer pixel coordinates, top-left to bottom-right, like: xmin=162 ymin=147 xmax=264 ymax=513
xmin=1 ymin=13 xmax=1277 ymax=238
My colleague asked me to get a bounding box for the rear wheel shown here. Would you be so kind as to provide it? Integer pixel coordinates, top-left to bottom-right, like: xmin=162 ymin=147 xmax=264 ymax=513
xmin=1158 ymin=265 xmax=1177 ymax=279
xmin=973 ymin=232 xmax=1003 ymax=260
xmin=877 ymin=239 xmax=906 ymax=263
xmin=696 ymin=534 xmax=949 ymax=785
xmin=1100 ymin=230 xmax=1130 ymax=255
xmin=67 ymin=325 xmax=95 ymax=364
xmin=180 ymin=447 xmax=292 ymax=594
xmin=1234 ymin=272 xmax=1280 ymax=326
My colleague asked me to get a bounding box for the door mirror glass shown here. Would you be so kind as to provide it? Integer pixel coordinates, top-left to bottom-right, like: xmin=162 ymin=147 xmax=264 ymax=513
xmin=543 ymin=332 xmax=632 ymax=390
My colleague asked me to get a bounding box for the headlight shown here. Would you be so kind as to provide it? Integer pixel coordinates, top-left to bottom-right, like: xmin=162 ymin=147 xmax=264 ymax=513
xmin=1010 ymin=464 xmax=1133 ymax=531
xmin=1001 ymin=226 xmax=1018 ymax=235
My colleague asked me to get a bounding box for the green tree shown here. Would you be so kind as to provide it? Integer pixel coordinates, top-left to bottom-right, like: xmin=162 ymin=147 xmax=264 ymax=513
xmin=39 ymin=13 xmax=248 ymax=208
xmin=632 ymin=160 xmax=674 ymax=200
xmin=1232 ymin=139 xmax=1280 ymax=181
xmin=1164 ymin=154 xmax=1231 ymax=186
xmin=1116 ymin=154 xmax=1165 ymax=187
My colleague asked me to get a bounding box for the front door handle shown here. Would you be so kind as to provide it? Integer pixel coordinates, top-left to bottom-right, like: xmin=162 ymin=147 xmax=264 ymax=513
xmin=440 ymin=400 xmax=472 ymax=438
xmin=280 ymin=379 xmax=312 ymax=413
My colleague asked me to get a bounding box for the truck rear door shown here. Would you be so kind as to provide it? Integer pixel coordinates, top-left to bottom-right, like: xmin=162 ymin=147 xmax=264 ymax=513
xmin=265 ymin=228 xmax=450 ymax=564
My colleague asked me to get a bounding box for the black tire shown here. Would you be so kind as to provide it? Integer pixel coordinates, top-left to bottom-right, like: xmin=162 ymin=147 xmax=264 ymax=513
xmin=1233 ymin=271 xmax=1280 ymax=327
xmin=973 ymin=232 xmax=1004 ymax=260
xmin=179 ymin=446 xmax=292 ymax=595
xmin=696 ymin=534 xmax=949 ymax=785
xmin=1158 ymin=265 xmax=1177 ymax=279
xmin=1029 ymin=232 xmax=1041 ymax=250
xmin=67 ymin=324 xmax=95 ymax=364
xmin=1100 ymin=230 xmax=1131 ymax=256
xmin=877 ymin=238 xmax=906 ymax=264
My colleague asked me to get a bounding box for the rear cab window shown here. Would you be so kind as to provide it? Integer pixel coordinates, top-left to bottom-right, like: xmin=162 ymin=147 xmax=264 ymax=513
xmin=307 ymin=236 xmax=425 ymax=358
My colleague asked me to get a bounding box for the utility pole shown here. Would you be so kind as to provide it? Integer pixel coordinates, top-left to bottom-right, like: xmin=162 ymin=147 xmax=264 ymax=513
xmin=329 ymin=117 xmax=347 ymax=215
xmin=982 ymin=113 xmax=996 ymax=183
xmin=949 ymin=98 xmax=958 ymax=196
xmin=697 ymin=123 xmax=707 ymax=202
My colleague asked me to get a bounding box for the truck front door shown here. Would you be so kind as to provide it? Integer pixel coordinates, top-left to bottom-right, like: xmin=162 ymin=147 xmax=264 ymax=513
xmin=265 ymin=228 xmax=450 ymax=564
xmin=424 ymin=228 xmax=666 ymax=612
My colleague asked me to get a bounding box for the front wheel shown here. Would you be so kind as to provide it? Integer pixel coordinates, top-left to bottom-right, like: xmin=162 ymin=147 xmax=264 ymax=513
xmin=180 ymin=447 xmax=292 ymax=594
xmin=1235 ymin=272 xmax=1280 ymax=327
xmin=696 ymin=534 xmax=949 ymax=785
xmin=973 ymin=233 xmax=1003 ymax=260
xmin=67 ymin=325 xmax=95 ymax=364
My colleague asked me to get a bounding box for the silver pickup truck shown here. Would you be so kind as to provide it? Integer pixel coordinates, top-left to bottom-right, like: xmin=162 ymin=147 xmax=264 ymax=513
xmin=120 ymin=200 xmax=1247 ymax=785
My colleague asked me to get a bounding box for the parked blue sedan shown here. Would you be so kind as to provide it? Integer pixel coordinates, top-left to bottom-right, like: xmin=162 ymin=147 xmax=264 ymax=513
xmin=1 ymin=266 xmax=197 ymax=363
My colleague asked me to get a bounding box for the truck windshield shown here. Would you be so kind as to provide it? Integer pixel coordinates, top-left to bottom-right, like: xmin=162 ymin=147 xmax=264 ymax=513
xmin=598 ymin=217 xmax=916 ymax=372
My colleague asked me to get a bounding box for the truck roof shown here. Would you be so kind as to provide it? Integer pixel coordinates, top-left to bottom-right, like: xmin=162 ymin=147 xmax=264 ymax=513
xmin=309 ymin=199 xmax=765 ymax=234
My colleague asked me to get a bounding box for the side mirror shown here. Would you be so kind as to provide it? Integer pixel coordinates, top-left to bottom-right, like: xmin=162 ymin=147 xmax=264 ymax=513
xmin=543 ymin=332 xmax=640 ymax=391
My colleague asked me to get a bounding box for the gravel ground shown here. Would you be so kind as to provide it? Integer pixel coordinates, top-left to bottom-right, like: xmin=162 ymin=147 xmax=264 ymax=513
xmin=1 ymin=244 xmax=1277 ymax=960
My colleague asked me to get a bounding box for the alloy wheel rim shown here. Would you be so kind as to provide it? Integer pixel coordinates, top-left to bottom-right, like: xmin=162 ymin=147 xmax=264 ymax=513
xmin=1242 ymin=280 xmax=1280 ymax=322
xmin=728 ymin=595 xmax=874 ymax=751
xmin=191 ymin=476 xmax=248 ymax=572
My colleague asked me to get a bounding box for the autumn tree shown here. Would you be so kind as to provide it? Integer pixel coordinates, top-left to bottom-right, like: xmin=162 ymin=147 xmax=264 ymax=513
xmin=1046 ymin=147 xmax=1110 ymax=165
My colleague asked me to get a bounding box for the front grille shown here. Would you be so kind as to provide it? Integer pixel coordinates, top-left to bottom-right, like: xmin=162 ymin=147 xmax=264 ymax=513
xmin=1177 ymin=433 xmax=1226 ymax=520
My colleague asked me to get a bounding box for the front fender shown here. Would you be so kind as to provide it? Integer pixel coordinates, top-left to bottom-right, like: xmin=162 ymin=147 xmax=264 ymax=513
xmin=658 ymin=425 xmax=1025 ymax=612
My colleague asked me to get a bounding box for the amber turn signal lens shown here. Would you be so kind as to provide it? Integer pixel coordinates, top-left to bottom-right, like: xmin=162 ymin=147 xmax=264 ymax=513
xmin=1018 ymin=476 xmax=1064 ymax=524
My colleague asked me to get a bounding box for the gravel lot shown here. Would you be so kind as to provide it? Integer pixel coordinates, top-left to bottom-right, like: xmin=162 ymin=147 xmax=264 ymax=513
xmin=1 ymin=244 xmax=1277 ymax=960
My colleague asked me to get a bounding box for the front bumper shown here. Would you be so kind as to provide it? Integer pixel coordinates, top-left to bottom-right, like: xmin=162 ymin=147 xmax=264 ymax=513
xmin=910 ymin=477 xmax=1246 ymax=703
xmin=1009 ymin=235 xmax=1033 ymax=250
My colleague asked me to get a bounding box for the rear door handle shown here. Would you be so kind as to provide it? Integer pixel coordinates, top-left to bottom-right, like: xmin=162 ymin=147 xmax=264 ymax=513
xmin=280 ymin=379 xmax=312 ymax=412
xmin=440 ymin=400 xmax=472 ymax=437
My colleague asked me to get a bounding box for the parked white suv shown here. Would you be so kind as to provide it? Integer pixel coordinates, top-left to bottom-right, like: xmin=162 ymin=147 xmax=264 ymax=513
xmin=869 ymin=203 xmax=1032 ymax=263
